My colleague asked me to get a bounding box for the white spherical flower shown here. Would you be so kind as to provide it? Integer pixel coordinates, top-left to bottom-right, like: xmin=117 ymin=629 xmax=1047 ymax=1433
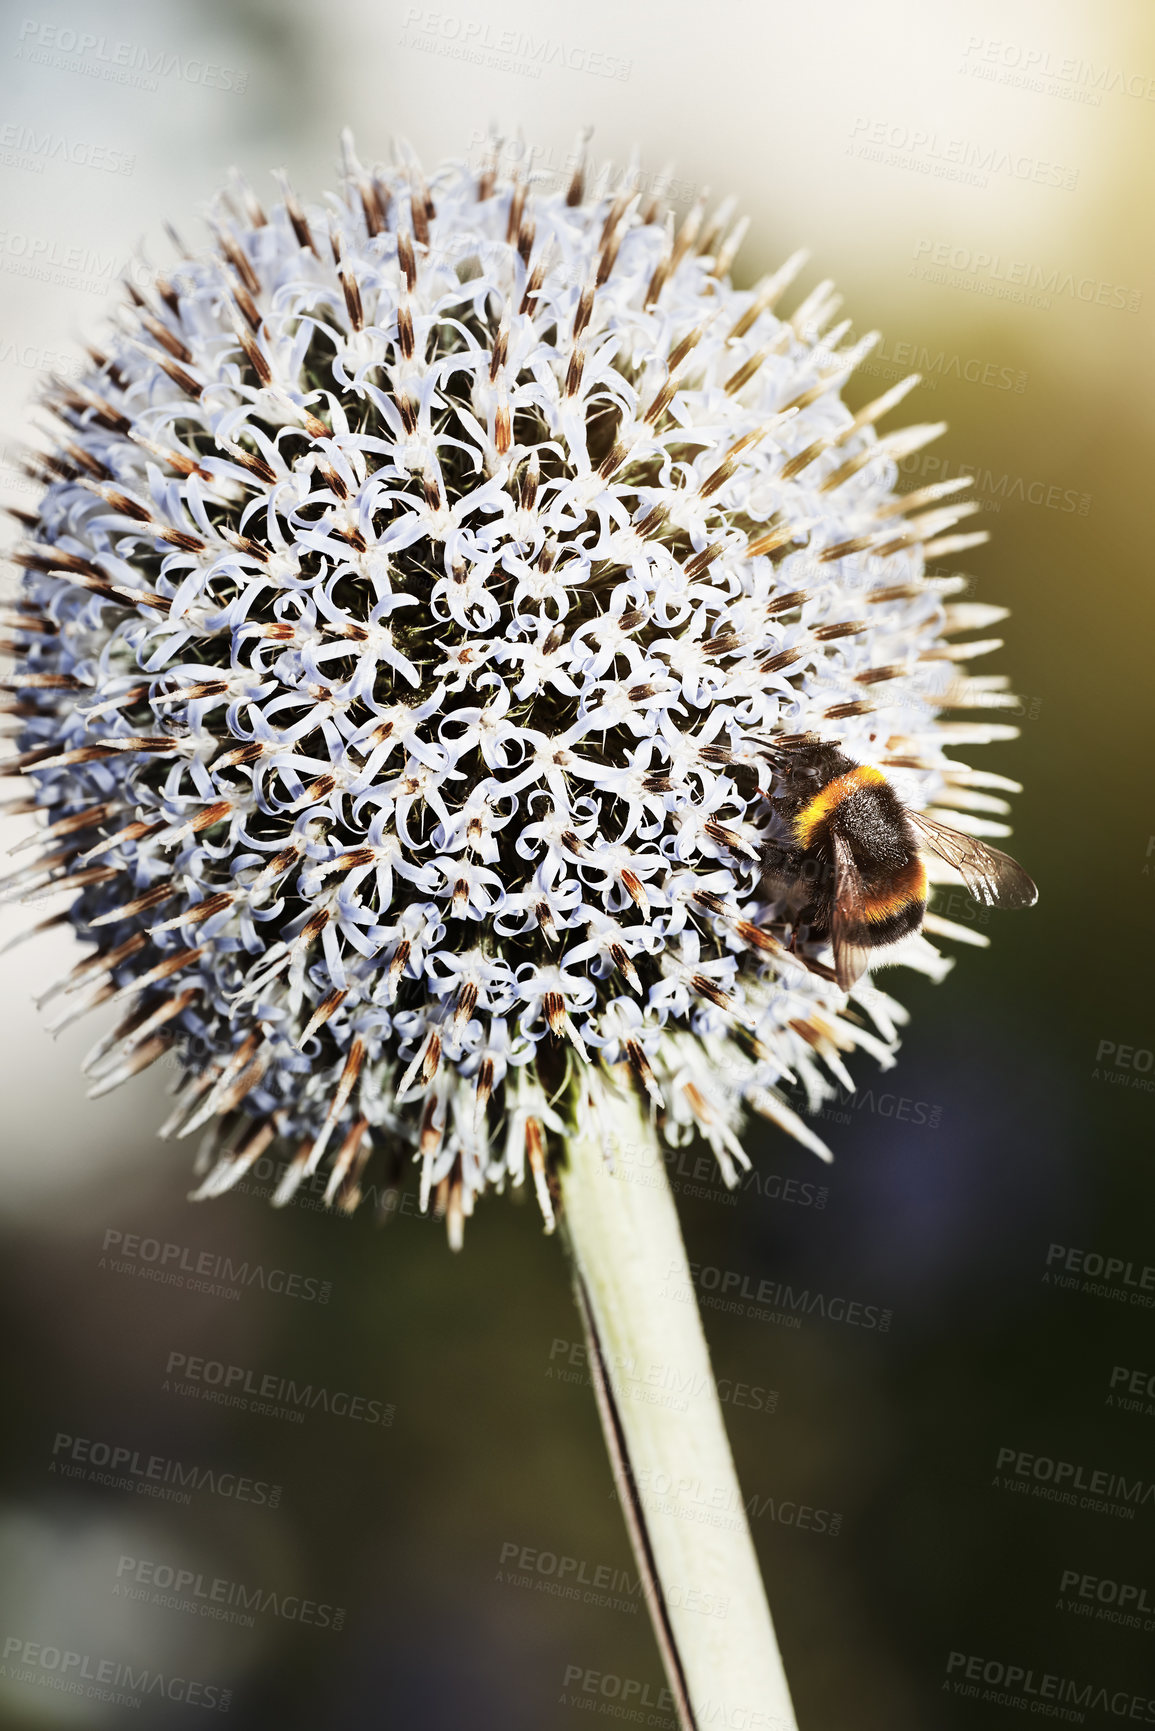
xmin=4 ymin=132 xmax=1027 ymax=1245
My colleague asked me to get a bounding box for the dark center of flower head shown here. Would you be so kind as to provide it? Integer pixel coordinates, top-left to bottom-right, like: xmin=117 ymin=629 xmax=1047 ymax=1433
xmin=3 ymin=130 xmax=1012 ymax=1244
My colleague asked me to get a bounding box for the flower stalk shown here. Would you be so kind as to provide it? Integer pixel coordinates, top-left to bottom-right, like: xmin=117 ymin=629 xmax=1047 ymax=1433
xmin=559 ymin=1074 xmax=798 ymax=1731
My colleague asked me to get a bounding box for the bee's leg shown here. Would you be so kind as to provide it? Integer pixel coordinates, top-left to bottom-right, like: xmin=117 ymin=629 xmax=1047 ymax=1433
xmin=763 ymin=846 xmax=827 ymax=930
xmin=759 ymin=840 xmax=803 ymax=884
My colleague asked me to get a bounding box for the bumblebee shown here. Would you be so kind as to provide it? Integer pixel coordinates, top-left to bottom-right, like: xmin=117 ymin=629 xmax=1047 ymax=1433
xmin=759 ymin=738 xmax=1038 ymax=990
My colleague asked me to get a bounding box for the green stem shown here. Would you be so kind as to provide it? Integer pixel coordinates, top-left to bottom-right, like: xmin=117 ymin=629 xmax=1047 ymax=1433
xmin=557 ymin=1071 xmax=799 ymax=1731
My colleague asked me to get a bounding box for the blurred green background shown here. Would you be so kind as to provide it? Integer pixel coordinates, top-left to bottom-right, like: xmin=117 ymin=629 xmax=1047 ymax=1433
xmin=1 ymin=0 xmax=1153 ymax=1725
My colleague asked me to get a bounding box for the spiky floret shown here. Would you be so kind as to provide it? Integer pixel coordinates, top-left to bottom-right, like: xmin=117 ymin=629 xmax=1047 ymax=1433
xmin=1 ymin=132 xmax=1022 ymax=1244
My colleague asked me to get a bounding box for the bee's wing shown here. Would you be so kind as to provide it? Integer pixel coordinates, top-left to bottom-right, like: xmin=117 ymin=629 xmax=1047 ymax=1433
xmin=829 ymin=829 xmax=874 ymax=991
xmin=907 ymin=810 xmax=1038 ymax=908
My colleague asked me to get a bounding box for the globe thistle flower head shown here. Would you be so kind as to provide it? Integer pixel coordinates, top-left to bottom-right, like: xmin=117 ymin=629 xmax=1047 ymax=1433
xmin=3 ymin=131 xmax=1023 ymax=1245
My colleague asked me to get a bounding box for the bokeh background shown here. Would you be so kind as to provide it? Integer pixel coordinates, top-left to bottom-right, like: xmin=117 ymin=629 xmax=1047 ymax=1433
xmin=1 ymin=0 xmax=1153 ymax=1724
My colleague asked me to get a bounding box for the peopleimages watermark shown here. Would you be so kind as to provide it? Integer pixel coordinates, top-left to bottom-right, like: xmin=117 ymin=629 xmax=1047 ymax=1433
xmin=1106 ymin=1365 xmax=1155 ymax=1421
xmin=895 ymin=446 xmax=1091 ymax=516
xmin=944 ymin=1649 xmax=1155 ymax=1721
xmin=0 ymin=451 xmax=40 ymax=495
xmin=496 ymin=1541 xmax=644 ymax=1619
xmin=545 ymin=1336 xmax=777 ymax=1416
xmin=847 ymin=117 xmax=1079 ymax=190
xmin=0 ymin=229 xmax=153 ymax=298
xmin=113 ymin=1555 xmax=346 ymax=1633
xmin=854 ymin=333 xmax=1027 ymax=395
xmin=559 ymin=1663 xmax=793 ymax=1730
xmin=910 ymin=239 xmax=1142 ymax=314
xmin=1091 ymin=1039 xmax=1155 ymax=1094
xmin=0 ymin=1635 xmax=231 ymax=1714
xmin=957 ymin=36 xmax=1155 ymax=106
xmin=14 ymin=20 xmax=248 ymax=94
xmin=398 ymin=9 xmax=631 ymax=83
xmin=0 ymin=338 xmax=83 ymax=377
xmin=49 ymin=1430 xmax=282 ymax=1509
xmin=161 ymin=1350 xmax=395 ymax=1427
xmin=992 ymin=1444 xmax=1153 ymax=1522
xmin=671 ymin=1149 xmax=829 ymax=1212
xmin=98 ymin=1227 xmax=332 ymax=1304
xmin=1058 ymin=1569 xmax=1155 ymax=1634
xmin=0 ymin=120 xmax=134 ymax=175
xmin=582 ymin=1127 xmax=831 ymax=1219
xmin=617 ymin=1465 xmax=843 ymax=1540
xmin=663 ymin=1259 xmax=893 ymax=1334
xmin=559 ymin=1665 xmax=675 ymax=1727
xmin=226 ymin=1154 xmax=435 ymax=1227
xmin=805 ymin=1081 xmax=942 ymax=1131
xmin=1042 ymin=1243 xmax=1155 ymax=1307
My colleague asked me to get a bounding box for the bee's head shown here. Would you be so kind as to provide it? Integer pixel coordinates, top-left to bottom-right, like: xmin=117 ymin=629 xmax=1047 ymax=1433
xmin=759 ymin=735 xmax=853 ymax=789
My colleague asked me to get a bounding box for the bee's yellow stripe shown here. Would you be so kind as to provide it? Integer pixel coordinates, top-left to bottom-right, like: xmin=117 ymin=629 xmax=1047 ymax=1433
xmin=864 ymin=858 xmax=927 ymax=924
xmin=793 ymin=764 xmax=886 ymax=850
